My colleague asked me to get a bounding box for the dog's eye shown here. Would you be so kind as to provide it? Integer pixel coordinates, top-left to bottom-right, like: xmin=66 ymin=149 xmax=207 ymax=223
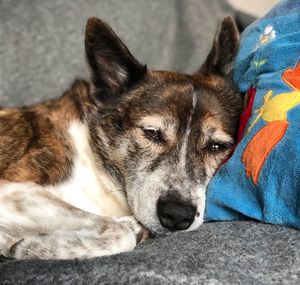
xmin=207 ymin=142 xmax=226 ymax=152
xmin=141 ymin=127 xmax=165 ymax=144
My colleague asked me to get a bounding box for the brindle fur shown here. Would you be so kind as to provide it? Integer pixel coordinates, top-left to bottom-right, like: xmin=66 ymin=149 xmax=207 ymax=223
xmin=0 ymin=17 xmax=243 ymax=259
xmin=0 ymin=80 xmax=89 ymax=185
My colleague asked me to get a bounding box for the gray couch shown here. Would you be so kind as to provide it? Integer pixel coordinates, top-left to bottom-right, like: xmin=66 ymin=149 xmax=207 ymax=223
xmin=1 ymin=1 xmax=300 ymax=284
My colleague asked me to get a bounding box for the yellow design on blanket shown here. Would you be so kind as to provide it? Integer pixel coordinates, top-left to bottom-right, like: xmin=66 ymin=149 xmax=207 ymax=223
xmin=247 ymin=90 xmax=300 ymax=134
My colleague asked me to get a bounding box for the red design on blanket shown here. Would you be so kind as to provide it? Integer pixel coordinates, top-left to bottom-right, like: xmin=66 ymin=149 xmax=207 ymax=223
xmin=237 ymin=86 xmax=257 ymax=143
xmin=217 ymin=86 xmax=257 ymax=169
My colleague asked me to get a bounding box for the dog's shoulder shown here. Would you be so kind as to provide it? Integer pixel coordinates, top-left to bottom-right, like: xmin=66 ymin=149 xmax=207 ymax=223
xmin=0 ymin=79 xmax=91 ymax=185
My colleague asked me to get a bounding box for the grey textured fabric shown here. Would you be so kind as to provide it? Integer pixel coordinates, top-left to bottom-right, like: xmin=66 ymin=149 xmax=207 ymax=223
xmin=0 ymin=0 xmax=233 ymax=107
xmin=1 ymin=222 xmax=300 ymax=284
xmin=1 ymin=0 xmax=297 ymax=284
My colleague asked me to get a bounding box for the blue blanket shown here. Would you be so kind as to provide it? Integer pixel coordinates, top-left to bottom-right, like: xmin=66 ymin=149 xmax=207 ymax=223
xmin=204 ymin=0 xmax=300 ymax=229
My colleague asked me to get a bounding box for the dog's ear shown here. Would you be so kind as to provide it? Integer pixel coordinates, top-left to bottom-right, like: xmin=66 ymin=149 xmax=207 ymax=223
xmin=85 ymin=17 xmax=147 ymax=100
xmin=198 ymin=16 xmax=239 ymax=78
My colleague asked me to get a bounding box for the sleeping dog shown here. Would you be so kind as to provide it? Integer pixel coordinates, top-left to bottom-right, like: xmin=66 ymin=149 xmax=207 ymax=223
xmin=0 ymin=16 xmax=242 ymax=259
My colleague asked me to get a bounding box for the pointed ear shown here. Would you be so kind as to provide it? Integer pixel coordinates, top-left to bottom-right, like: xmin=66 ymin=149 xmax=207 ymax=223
xmin=199 ymin=16 xmax=239 ymax=78
xmin=85 ymin=17 xmax=147 ymax=99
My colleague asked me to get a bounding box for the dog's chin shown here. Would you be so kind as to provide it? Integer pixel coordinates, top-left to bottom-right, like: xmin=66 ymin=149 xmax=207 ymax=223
xmin=134 ymin=217 xmax=170 ymax=237
xmin=146 ymin=227 xmax=172 ymax=237
xmin=140 ymin=215 xmax=203 ymax=237
xmin=135 ymin=220 xmax=165 ymax=237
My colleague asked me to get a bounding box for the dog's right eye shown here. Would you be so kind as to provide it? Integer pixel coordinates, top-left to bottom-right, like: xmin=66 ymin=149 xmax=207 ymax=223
xmin=140 ymin=127 xmax=165 ymax=144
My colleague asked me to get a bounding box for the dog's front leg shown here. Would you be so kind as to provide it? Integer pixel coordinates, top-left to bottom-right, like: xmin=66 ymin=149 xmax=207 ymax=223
xmin=7 ymin=216 xmax=147 ymax=260
xmin=0 ymin=183 xmax=148 ymax=259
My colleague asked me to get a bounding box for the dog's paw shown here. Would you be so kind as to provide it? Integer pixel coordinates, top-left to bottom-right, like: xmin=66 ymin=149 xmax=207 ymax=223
xmin=7 ymin=239 xmax=25 ymax=259
xmin=115 ymin=216 xmax=142 ymax=234
xmin=3 ymin=238 xmax=45 ymax=259
xmin=136 ymin=227 xmax=150 ymax=243
xmin=115 ymin=216 xmax=150 ymax=244
xmin=0 ymin=254 xmax=15 ymax=262
xmin=8 ymin=238 xmax=51 ymax=259
xmin=0 ymin=232 xmax=20 ymax=257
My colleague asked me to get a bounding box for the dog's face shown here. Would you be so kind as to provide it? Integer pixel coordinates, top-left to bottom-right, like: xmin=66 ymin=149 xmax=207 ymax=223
xmin=84 ymin=17 xmax=243 ymax=234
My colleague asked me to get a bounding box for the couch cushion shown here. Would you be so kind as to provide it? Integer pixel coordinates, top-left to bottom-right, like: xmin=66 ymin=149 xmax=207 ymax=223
xmin=1 ymin=222 xmax=300 ymax=284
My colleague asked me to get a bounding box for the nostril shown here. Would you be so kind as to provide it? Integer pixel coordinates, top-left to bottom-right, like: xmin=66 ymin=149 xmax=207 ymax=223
xmin=159 ymin=215 xmax=175 ymax=229
xmin=176 ymin=219 xmax=192 ymax=231
xmin=162 ymin=214 xmax=173 ymax=220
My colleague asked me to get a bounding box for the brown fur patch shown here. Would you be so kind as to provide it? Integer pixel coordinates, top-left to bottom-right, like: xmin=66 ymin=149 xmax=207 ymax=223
xmin=0 ymin=80 xmax=90 ymax=186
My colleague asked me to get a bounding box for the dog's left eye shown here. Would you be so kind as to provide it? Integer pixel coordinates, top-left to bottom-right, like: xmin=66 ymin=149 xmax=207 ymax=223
xmin=207 ymin=142 xmax=226 ymax=152
xmin=141 ymin=127 xmax=165 ymax=144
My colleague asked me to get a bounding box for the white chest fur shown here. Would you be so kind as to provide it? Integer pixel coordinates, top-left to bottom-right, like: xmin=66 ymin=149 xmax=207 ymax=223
xmin=47 ymin=121 xmax=131 ymax=217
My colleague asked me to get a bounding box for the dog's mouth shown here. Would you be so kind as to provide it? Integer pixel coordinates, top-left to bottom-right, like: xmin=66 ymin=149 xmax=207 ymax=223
xmin=144 ymin=211 xmax=203 ymax=237
xmin=134 ymin=200 xmax=204 ymax=236
xmin=126 ymin=181 xmax=207 ymax=235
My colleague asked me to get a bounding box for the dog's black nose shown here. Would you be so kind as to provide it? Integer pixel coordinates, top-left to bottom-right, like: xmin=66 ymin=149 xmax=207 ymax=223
xmin=157 ymin=200 xmax=196 ymax=231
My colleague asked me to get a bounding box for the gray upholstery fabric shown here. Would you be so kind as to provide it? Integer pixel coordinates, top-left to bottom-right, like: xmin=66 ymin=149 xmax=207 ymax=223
xmin=1 ymin=0 xmax=297 ymax=284
xmin=1 ymin=222 xmax=300 ymax=284
xmin=0 ymin=0 xmax=232 ymax=107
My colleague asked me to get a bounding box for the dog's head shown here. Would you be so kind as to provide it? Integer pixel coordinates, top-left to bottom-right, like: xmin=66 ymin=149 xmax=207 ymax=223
xmin=84 ymin=17 xmax=243 ymax=234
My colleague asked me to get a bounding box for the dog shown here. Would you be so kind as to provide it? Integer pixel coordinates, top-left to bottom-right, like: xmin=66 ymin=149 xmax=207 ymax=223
xmin=0 ymin=16 xmax=242 ymax=259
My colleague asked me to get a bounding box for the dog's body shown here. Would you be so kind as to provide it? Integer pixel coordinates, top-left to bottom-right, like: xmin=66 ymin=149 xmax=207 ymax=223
xmin=0 ymin=17 xmax=243 ymax=259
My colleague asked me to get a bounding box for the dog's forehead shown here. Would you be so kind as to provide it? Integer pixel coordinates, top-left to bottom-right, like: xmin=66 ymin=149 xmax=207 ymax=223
xmin=132 ymin=71 xmax=224 ymax=120
xmin=125 ymin=71 xmax=234 ymax=138
xmin=145 ymin=71 xmax=194 ymax=100
xmin=130 ymin=72 xmax=194 ymax=114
